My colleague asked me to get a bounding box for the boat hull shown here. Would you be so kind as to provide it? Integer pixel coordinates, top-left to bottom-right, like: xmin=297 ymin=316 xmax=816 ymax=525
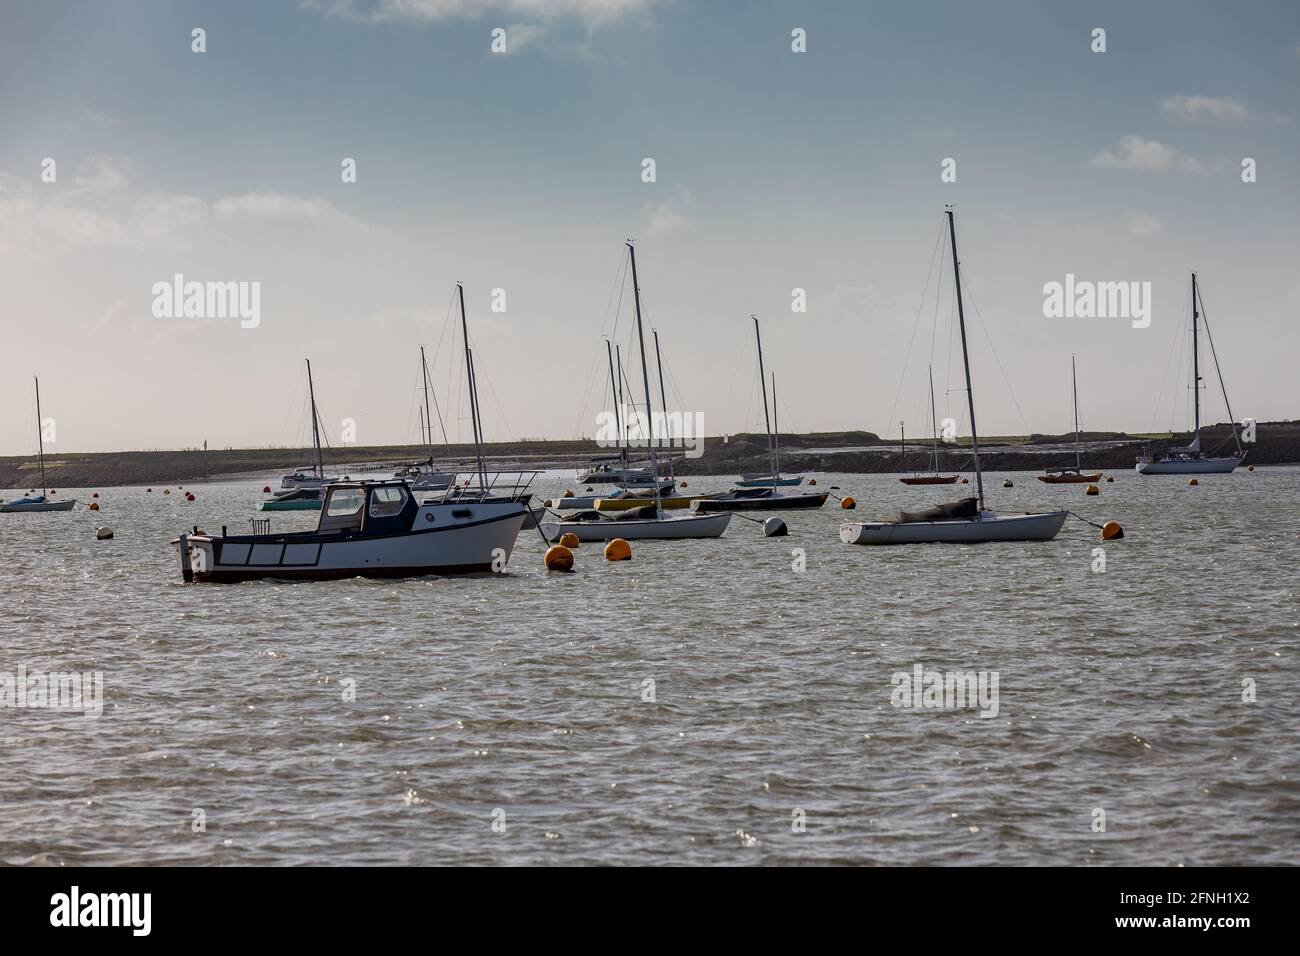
xmin=539 ymin=511 xmax=731 ymax=541
xmin=175 ymin=503 xmax=526 ymax=582
xmin=1 ymin=498 xmax=77 ymax=512
xmin=736 ymin=476 xmax=803 ymax=487
xmin=693 ymin=492 xmax=828 ymax=512
xmin=1036 ymin=472 xmax=1102 ymax=483
xmin=899 ymin=475 xmax=961 ymax=485
xmin=1135 ymin=456 xmax=1240 ymax=475
xmin=840 ymin=510 xmax=1068 ymax=545
xmin=257 ymin=498 xmax=322 ymax=511
xmin=594 ymin=494 xmax=717 ymax=511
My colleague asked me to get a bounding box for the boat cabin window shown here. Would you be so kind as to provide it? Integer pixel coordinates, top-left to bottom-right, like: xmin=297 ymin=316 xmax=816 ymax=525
xmin=326 ymin=489 xmax=366 ymax=517
xmin=368 ymin=486 xmax=408 ymax=518
xmin=317 ymin=487 xmax=367 ymax=533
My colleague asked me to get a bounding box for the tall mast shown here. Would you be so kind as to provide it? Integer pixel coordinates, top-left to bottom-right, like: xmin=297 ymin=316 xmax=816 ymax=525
xmin=772 ymin=372 xmax=780 ymax=477
xmin=306 ymin=359 xmax=324 ymax=479
xmin=419 ymin=345 xmax=434 ymax=465
xmin=626 ymin=241 xmax=662 ymax=512
xmin=1071 ymin=355 xmax=1081 ymax=471
xmin=1191 ymin=272 xmax=1201 ymax=445
xmin=1195 ymin=277 xmax=1243 ymax=457
xmin=605 ymin=338 xmax=627 ymax=475
xmin=900 ymin=420 xmax=906 ymax=471
xmin=457 ymin=283 xmax=487 ymax=489
xmin=34 ymin=376 xmax=46 ymax=495
xmin=615 ymin=344 xmax=627 ymax=466
xmin=928 ymin=364 xmax=939 ymax=473
xmin=946 ymin=208 xmax=984 ymax=510
xmin=653 ymin=328 xmax=670 ymax=451
xmin=752 ymin=315 xmax=779 ymax=489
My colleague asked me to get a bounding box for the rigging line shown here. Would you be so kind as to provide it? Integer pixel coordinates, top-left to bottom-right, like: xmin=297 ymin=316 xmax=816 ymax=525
xmin=1193 ymin=285 xmax=1239 ymax=442
xmin=958 ymin=269 xmax=1031 ymax=437
xmin=717 ymin=334 xmax=751 ymax=436
xmin=1148 ymin=281 xmax=1190 ymax=435
xmin=883 ymin=215 xmax=946 ymax=439
xmin=571 ymin=249 xmax=631 ymax=439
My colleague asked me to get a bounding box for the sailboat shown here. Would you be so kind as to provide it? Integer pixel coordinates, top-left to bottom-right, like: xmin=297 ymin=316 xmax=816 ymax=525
xmin=900 ymin=365 xmax=961 ymax=485
xmin=1038 ymin=356 xmax=1102 ymax=483
xmin=841 ymin=208 xmax=1067 ymax=545
xmin=541 ymin=242 xmax=731 ymax=542
xmin=1136 ymin=273 xmax=1243 ymax=475
xmin=259 ymin=360 xmax=330 ymax=511
xmin=695 ymin=318 xmax=827 ymax=512
xmin=1 ymin=377 xmax=77 ymax=513
xmin=737 ymin=374 xmax=804 ymax=486
xmin=407 ymin=345 xmax=456 ymax=492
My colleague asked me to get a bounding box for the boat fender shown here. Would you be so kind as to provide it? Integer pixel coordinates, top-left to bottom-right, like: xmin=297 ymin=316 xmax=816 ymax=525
xmin=763 ymin=516 xmax=788 ymax=537
xmin=558 ymin=532 xmax=580 ymax=548
xmin=1101 ymin=521 xmax=1123 ymax=541
xmin=1085 ymin=484 xmax=1099 ymax=496
xmin=544 ymin=545 xmax=574 ymax=572
xmin=840 ymin=496 xmax=856 ymax=510
xmin=604 ymin=538 xmax=632 ymax=561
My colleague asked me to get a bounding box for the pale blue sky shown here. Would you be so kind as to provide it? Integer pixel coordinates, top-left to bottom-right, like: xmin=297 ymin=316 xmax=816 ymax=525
xmin=1 ymin=0 xmax=1297 ymax=454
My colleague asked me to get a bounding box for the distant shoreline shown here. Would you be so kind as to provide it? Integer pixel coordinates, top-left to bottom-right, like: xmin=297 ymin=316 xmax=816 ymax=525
xmin=2 ymin=421 xmax=1295 ymax=488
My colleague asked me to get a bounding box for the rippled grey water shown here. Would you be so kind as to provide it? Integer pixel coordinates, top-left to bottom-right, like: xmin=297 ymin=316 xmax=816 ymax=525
xmin=1 ymin=468 xmax=1297 ymax=865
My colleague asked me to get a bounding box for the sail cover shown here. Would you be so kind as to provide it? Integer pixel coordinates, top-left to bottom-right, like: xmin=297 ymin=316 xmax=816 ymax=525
xmin=895 ymin=497 xmax=979 ymax=523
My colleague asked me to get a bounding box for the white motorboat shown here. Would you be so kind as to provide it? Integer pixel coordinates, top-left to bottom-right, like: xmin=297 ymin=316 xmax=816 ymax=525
xmin=1136 ymin=273 xmax=1243 ymax=476
xmin=174 ymin=480 xmax=526 ymax=582
xmin=2 ymin=377 xmax=77 ymax=514
xmin=549 ymin=481 xmax=676 ymax=510
xmin=280 ymin=467 xmax=339 ymax=491
xmin=575 ymin=457 xmax=659 ymax=485
xmin=841 ymin=208 xmax=1066 ymax=546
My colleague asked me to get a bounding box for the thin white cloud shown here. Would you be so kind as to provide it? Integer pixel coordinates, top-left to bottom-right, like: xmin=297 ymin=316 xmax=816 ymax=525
xmin=1160 ymin=94 xmax=1249 ymax=123
xmin=1090 ymin=135 xmax=1203 ymax=174
xmin=1127 ymin=213 xmax=1164 ymax=239
xmin=306 ymin=0 xmax=660 ymax=26
xmin=73 ymin=154 xmax=131 ymax=192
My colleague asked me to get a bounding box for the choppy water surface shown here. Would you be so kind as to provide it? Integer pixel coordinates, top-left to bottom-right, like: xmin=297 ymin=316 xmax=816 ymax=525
xmin=1 ymin=469 xmax=1297 ymax=865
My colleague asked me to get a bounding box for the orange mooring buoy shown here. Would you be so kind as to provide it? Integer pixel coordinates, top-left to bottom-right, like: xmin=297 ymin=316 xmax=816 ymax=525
xmin=604 ymin=538 xmax=632 ymax=561
xmin=544 ymin=545 xmax=574 ymax=572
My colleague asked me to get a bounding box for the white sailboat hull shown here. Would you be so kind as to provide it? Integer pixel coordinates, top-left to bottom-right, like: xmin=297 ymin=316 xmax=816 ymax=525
xmin=175 ymin=501 xmax=526 ymax=582
xmin=540 ymin=511 xmax=731 ymax=542
xmin=1 ymin=498 xmax=77 ymax=513
xmin=840 ymin=510 xmax=1068 ymax=545
xmin=1135 ymin=456 xmax=1240 ymax=475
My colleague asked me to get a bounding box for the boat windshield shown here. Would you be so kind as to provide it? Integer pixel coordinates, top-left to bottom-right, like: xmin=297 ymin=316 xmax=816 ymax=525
xmin=325 ymin=489 xmax=366 ymax=517
xmin=368 ymin=486 xmax=408 ymax=518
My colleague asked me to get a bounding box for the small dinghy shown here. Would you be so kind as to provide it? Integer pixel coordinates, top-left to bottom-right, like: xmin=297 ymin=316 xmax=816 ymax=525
xmin=549 ymin=481 xmax=676 ymax=510
xmin=173 ymin=480 xmax=526 ymax=582
xmin=2 ymin=377 xmax=77 ymax=514
xmin=257 ymin=487 xmax=323 ymax=511
xmin=540 ymin=504 xmax=731 ymax=542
